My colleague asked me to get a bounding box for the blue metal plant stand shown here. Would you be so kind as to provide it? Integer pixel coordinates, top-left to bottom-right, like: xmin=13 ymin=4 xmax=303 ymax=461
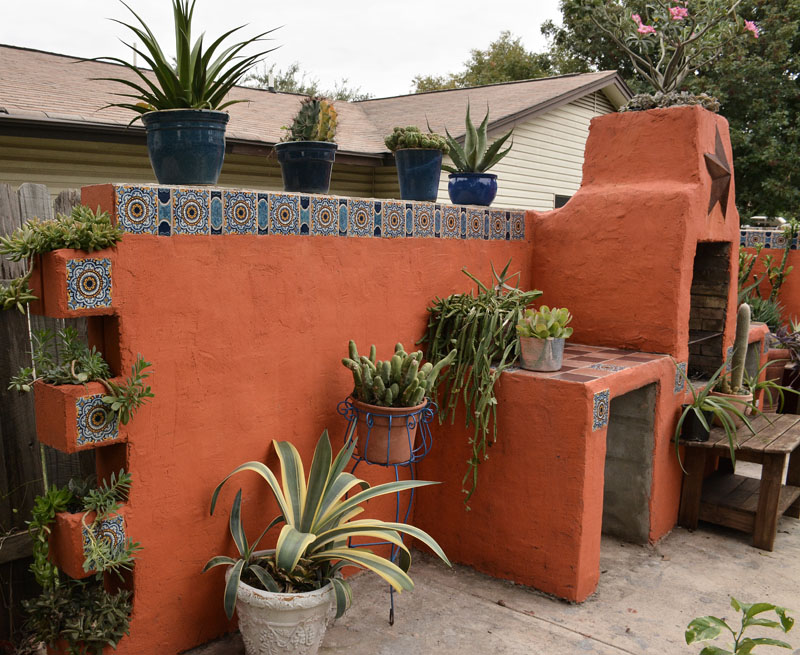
xmin=337 ymin=397 xmax=436 ymax=625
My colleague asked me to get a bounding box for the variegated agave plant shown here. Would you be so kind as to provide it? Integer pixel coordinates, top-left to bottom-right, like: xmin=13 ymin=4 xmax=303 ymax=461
xmin=204 ymin=429 xmax=450 ymax=619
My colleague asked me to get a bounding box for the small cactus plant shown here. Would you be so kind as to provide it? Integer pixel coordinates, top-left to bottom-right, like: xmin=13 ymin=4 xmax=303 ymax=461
xmin=342 ymin=341 xmax=457 ymax=408
xmin=516 ymin=306 xmax=574 ymax=340
xmin=717 ymin=303 xmax=752 ymax=395
xmin=384 ymin=126 xmax=450 ymax=153
xmin=282 ymin=97 xmax=338 ymax=142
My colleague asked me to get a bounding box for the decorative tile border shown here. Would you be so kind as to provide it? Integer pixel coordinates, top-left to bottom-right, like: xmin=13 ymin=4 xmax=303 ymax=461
xmin=740 ymin=228 xmax=797 ymax=250
xmin=592 ymin=389 xmax=610 ymax=431
xmin=114 ymin=185 xmax=526 ymax=241
xmin=82 ymin=514 xmax=125 ymax=570
xmin=76 ymin=395 xmax=119 ymax=446
xmin=674 ymin=361 xmax=687 ymax=394
xmin=589 ymin=363 xmax=623 ymax=372
xmin=763 ymin=337 xmax=771 ymax=354
xmin=66 ymin=258 xmax=112 ymax=311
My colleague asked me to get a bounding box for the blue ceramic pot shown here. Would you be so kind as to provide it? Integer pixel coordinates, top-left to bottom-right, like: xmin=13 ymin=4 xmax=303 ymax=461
xmin=448 ymin=173 xmax=498 ymax=206
xmin=275 ymin=141 xmax=338 ymax=194
xmin=395 ymin=149 xmax=443 ymax=202
xmin=141 ymin=109 xmax=229 ymax=185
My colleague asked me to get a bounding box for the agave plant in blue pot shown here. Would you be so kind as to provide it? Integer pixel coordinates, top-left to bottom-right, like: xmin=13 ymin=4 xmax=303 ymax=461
xmin=385 ymin=127 xmax=449 ymax=202
xmin=443 ymin=105 xmax=513 ymax=207
xmin=97 ymin=0 xmax=276 ymax=185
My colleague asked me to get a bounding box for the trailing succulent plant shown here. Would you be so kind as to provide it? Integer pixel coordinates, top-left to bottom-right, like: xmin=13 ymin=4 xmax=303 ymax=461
xmin=282 ymin=96 xmax=338 ymax=142
xmin=342 ymin=341 xmax=457 ymax=408
xmin=516 ymin=306 xmax=573 ymax=339
xmin=716 ymin=303 xmax=751 ymax=395
xmin=442 ymin=104 xmax=513 ymax=174
xmin=384 ymin=126 xmax=449 ymax=153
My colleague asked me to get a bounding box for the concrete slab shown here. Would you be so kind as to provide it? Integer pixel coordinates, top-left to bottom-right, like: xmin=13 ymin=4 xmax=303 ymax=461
xmin=187 ymin=512 xmax=800 ymax=655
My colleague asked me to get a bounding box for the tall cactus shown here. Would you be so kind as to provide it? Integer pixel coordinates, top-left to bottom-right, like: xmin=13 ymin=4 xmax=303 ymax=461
xmin=284 ymin=97 xmax=338 ymax=142
xmin=343 ymin=341 xmax=457 ymax=408
xmin=730 ymin=302 xmax=751 ymax=393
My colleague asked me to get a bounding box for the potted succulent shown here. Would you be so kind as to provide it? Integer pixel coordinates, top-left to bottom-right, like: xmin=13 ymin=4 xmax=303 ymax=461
xmin=384 ymin=126 xmax=449 ymax=202
xmin=709 ymin=304 xmax=753 ymax=426
xmin=516 ymin=306 xmax=573 ymax=372
xmin=98 ymin=0 xmax=276 ymax=185
xmin=443 ymin=104 xmax=513 ymax=206
xmin=341 ymin=341 xmax=456 ymax=464
xmin=772 ymin=323 xmax=800 ymax=414
xmin=276 ymin=97 xmax=339 ymax=194
xmin=204 ymin=430 xmax=450 ymax=655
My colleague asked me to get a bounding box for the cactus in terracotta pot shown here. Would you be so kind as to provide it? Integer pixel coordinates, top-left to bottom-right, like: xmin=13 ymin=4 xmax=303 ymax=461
xmin=717 ymin=303 xmax=751 ymax=395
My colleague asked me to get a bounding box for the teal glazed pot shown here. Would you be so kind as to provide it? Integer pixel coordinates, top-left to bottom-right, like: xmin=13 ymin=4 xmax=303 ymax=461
xmin=275 ymin=141 xmax=338 ymax=194
xmin=141 ymin=109 xmax=229 ymax=185
xmin=395 ymin=149 xmax=443 ymax=201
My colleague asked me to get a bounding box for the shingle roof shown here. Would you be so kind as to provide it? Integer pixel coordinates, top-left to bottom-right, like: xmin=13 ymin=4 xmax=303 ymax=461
xmin=0 ymin=44 xmax=629 ymax=158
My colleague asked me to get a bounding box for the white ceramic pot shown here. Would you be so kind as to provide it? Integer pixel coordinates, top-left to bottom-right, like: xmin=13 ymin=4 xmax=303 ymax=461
xmin=227 ymin=553 xmax=334 ymax=655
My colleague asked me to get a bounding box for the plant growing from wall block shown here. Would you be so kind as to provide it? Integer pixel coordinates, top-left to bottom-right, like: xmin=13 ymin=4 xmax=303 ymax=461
xmin=204 ymin=430 xmax=450 ymax=655
xmin=97 ymin=0 xmax=277 ymax=185
xmin=341 ymin=340 xmax=456 ymax=464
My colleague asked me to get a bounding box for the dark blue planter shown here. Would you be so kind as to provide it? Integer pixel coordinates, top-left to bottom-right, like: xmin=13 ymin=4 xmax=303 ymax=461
xmin=395 ymin=149 xmax=443 ymax=202
xmin=275 ymin=141 xmax=338 ymax=194
xmin=141 ymin=110 xmax=229 ymax=185
xmin=448 ymin=173 xmax=498 ymax=206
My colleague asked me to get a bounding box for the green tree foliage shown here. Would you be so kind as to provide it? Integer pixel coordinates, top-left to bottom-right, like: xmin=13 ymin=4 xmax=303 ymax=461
xmin=411 ymin=31 xmax=556 ymax=93
xmin=541 ymin=0 xmax=800 ymax=220
xmin=247 ymin=62 xmax=372 ymax=101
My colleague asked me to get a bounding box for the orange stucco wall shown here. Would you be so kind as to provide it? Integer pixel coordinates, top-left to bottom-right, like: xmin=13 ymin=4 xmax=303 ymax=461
xmin=30 ymin=105 xmax=749 ymax=653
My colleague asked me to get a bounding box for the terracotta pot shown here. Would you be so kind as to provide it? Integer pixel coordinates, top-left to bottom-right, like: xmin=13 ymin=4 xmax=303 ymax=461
xmin=34 ymin=380 xmax=124 ymax=454
xmin=708 ymin=390 xmax=753 ymax=429
xmin=350 ymin=398 xmax=426 ymax=465
xmin=48 ymin=507 xmax=128 ymax=579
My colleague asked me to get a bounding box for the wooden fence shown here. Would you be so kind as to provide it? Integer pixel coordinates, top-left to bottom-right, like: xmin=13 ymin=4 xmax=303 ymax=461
xmin=0 ymin=183 xmax=95 ymax=642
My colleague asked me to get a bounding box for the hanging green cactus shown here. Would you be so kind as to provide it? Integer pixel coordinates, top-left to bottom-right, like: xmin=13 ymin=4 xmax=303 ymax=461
xmin=342 ymin=341 xmax=457 ymax=408
xmin=282 ymin=97 xmax=338 ymax=142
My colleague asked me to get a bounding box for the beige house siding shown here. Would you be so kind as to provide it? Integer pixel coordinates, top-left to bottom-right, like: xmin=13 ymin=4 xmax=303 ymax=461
xmin=436 ymin=91 xmax=616 ymax=210
xmin=0 ymin=135 xmax=376 ymax=200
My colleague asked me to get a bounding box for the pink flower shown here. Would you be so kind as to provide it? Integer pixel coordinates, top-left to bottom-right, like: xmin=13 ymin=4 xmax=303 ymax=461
xmin=632 ymin=13 xmax=643 ymax=25
xmin=670 ymin=6 xmax=689 ymax=20
xmin=744 ymin=20 xmax=759 ymax=38
xmin=638 ymin=23 xmax=656 ymax=35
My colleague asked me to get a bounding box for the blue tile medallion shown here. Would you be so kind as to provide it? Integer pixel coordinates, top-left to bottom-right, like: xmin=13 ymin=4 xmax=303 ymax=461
xmin=116 ymin=186 xmax=157 ymax=234
xmin=173 ymin=189 xmax=210 ymax=235
xmin=674 ymin=362 xmax=687 ymax=394
xmin=310 ymin=196 xmax=339 ymax=236
xmin=590 ymin=363 xmax=624 ymax=372
xmin=442 ymin=206 xmax=460 ymax=239
xmin=592 ymin=389 xmax=610 ymax=431
xmin=224 ymin=191 xmax=257 ymax=234
xmin=76 ymin=395 xmax=119 ymax=446
xmin=269 ymin=194 xmax=300 ymax=235
xmin=466 ymin=208 xmax=484 ymax=239
xmin=83 ymin=514 xmax=125 ymax=570
xmin=510 ymin=211 xmax=525 ymax=240
xmin=413 ymin=203 xmax=435 ymax=238
xmin=66 ymin=259 xmax=112 ymax=311
xmin=382 ymin=201 xmax=405 ymax=238
xmin=348 ymin=199 xmax=374 ymax=237
xmin=490 ymin=210 xmax=508 ymax=240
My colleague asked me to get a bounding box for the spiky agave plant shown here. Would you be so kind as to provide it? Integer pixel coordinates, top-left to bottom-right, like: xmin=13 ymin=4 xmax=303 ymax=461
xmin=96 ymin=0 xmax=278 ymax=117
xmin=442 ymin=104 xmax=513 ymax=173
xmin=204 ymin=429 xmax=450 ymax=619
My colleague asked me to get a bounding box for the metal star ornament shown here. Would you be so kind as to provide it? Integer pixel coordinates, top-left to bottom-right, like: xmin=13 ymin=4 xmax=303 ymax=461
xmin=704 ymin=128 xmax=732 ymax=218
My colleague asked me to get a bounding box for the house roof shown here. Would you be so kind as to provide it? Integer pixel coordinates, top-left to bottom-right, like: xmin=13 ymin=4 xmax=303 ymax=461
xmin=0 ymin=44 xmax=630 ymax=162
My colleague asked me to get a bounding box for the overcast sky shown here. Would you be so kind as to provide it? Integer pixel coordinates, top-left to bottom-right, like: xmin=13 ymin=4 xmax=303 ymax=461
xmin=0 ymin=1 xmax=564 ymax=98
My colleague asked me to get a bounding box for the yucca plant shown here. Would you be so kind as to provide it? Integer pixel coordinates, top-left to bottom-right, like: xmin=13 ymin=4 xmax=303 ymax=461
xmin=96 ymin=0 xmax=277 ymax=116
xmin=204 ymin=429 xmax=450 ymax=619
xmin=442 ymin=104 xmax=513 ymax=173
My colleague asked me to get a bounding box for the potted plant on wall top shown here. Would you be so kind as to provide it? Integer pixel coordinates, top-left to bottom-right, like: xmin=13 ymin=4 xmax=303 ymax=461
xmin=443 ymin=104 xmax=513 ymax=207
xmin=384 ymin=126 xmax=449 ymax=202
xmin=341 ymin=341 xmax=456 ymax=464
xmin=98 ymin=0 xmax=277 ymax=185
xmin=204 ymin=430 xmax=450 ymax=655
xmin=516 ymin=305 xmax=573 ymax=372
xmin=276 ymin=97 xmax=339 ymax=194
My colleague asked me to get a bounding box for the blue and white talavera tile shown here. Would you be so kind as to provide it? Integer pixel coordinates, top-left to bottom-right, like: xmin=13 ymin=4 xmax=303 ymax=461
xmin=173 ymin=189 xmax=210 ymax=235
xmin=466 ymin=208 xmax=485 ymax=239
xmin=270 ymin=193 xmax=300 ymax=235
xmin=510 ymin=211 xmax=525 ymax=240
xmin=76 ymin=395 xmax=119 ymax=446
xmin=116 ymin=186 xmax=158 ymax=234
xmin=592 ymin=389 xmax=610 ymax=431
xmin=674 ymin=362 xmax=687 ymax=394
xmin=66 ymin=258 xmax=112 ymax=311
xmin=224 ymin=190 xmax=257 ymax=234
xmin=413 ymin=203 xmax=435 ymax=238
xmin=382 ymin=201 xmax=405 ymax=238
xmin=490 ymin=210 xmax=509 ymax=240
xmin=311 ymin=196 xmax=339 ymax=236
xmin=441 ymin=206 xmax=461 ymax=239
xmin=82 ymin=513 xmax=125 ymax=569
xmin=348 ymin=199 xmax=373 ymax=237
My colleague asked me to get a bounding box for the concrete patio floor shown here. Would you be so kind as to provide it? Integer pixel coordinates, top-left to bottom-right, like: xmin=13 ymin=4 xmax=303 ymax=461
xmin=189 ymin=507 xmax=800 ymax=655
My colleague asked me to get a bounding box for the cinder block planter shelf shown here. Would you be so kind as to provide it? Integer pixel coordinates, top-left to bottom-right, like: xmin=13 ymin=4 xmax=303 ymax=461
xmin=29 ymin=249 xmax=116 ymax=318
xmin=34 ymin=380 xmax=125 ymax=454
xmin=48 ymin=506 xmax=129 ymax=580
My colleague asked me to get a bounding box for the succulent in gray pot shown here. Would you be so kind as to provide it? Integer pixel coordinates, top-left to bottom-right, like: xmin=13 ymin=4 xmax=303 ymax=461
xmin=97 ymin=0 xmax=276 ymax=185
xmin=275 ymin=97 xmax=339 ymax=194
xmin=385 ymin=126 xmax=449 ymax=202
xmin=516 ymin=306 xmax=573 ymax=372
xmin=443 ymin=104 xmax=513 ymax=206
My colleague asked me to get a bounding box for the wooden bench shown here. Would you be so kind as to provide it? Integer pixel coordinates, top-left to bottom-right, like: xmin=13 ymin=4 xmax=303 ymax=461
xmin=678 ymin=414 xmax=800 ymax=551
